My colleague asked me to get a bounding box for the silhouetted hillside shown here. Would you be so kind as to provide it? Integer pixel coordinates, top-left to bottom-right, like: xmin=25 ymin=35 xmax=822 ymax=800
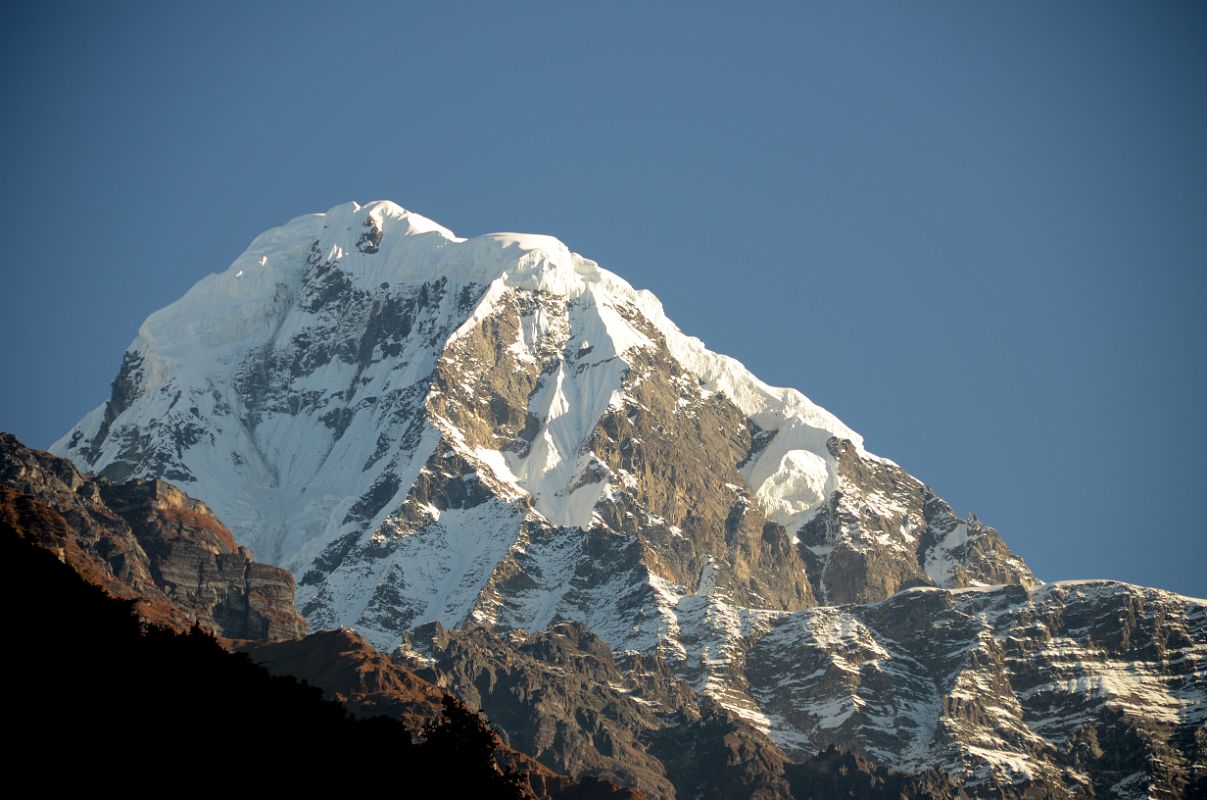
xmin=3 ymin=509 xmax=529 ymax=795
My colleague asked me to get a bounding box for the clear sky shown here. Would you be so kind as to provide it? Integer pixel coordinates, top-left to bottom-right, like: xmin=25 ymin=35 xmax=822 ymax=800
xmin=2 ymin=2 xmax=1204 ymax=596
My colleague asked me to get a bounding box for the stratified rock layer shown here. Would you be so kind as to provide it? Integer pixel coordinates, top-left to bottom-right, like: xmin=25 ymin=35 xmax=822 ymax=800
xmin=0 ymin=432 xmax=305 ymax=640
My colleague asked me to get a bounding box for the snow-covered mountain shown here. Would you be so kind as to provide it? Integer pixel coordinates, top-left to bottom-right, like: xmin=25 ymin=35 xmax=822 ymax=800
xmin=54 ymin=201 xmax=1205 ymax=798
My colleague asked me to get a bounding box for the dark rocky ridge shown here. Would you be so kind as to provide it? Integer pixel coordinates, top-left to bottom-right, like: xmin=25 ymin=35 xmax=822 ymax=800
xmin=245 ymin=627 xmax=645 ymax=800
xmin=0 ymin=431 xmax=305 ymax=640
xmin=2 ymin=508 xmax=536 ymax=796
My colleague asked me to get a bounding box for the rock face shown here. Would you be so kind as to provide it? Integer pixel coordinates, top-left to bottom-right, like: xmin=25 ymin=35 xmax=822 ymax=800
xmin=245 ymin=627 xmax=447 ymax=731
xmin=243 ymin=627 xmax=645 ymax=800
xmin=0 ymin=432 xmax=306 ymax=640
xmin=52 ymin=201 xmax=1206 ymax=798
xmin=395 ymin=585 xmax=1206 ymax=800
xmin=746 ymin=582 xmax=1207 ymax=798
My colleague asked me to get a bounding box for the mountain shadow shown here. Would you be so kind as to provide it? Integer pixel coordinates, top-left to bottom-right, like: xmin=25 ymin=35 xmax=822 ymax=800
xmin=2 ymin=507 xmax=530 ymax=796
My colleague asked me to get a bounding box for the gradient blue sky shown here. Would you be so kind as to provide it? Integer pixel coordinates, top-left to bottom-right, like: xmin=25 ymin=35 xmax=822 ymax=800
xmin=2 ymin=2 xmax=1204 ymax=596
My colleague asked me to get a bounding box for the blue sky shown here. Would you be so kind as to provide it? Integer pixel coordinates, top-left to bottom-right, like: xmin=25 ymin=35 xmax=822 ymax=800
xmin=2 ymin=1 xmax=1204 ymax=596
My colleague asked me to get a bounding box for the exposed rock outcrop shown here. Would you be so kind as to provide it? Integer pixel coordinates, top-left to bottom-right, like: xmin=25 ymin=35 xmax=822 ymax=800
xmin=0 ymin=431 xmax=305 ymax=640
xmin=245 ymin=626 xmax=644 ymax=800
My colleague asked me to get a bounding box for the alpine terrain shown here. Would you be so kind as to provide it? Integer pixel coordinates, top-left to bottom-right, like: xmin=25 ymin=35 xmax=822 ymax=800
xmin=54 ymin=201 xmax=1206 ymax=798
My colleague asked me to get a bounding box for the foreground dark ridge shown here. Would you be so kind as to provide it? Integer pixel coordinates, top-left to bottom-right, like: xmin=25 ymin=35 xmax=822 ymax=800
xmin=0 ymin=431 xmax=305 ymax=640
xmin=0 ymin=433 xmax=640 ymax=800
xmin=2 ymin=505 xmax=531 ymax=794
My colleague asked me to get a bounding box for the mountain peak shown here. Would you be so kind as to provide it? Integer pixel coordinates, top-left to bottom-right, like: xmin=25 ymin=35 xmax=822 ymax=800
xmin=45 ymin=202 xmax=1205 ymax=800
xmin=55 ymin=200 xmax=1031 ymax=647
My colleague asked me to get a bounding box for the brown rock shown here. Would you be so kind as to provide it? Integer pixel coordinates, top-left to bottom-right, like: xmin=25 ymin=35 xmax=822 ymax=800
xmin=244 ymin=626 xmax=644 ymax=800
xmin=0 ymin=432 xmax=306 ymax=641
